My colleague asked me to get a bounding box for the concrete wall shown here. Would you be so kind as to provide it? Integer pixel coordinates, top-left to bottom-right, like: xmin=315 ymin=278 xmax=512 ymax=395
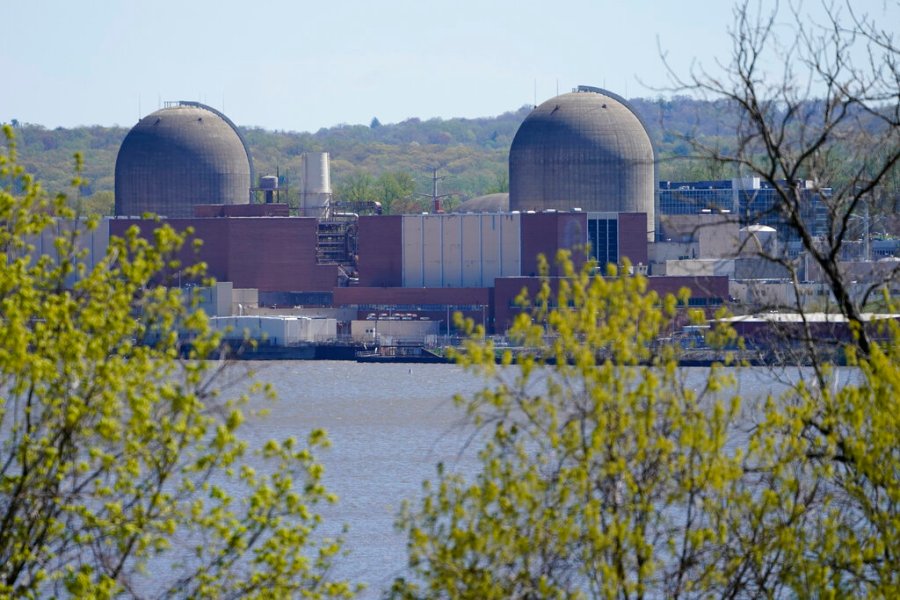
xmin=806 ymin=259 xmax=900 ymax=287
xmin=733 ymin=257 xmax=791 ymax=280
xmin=357 ymin=215 xmax=403 ymax=287
xmin=350 ymin=319 xmax=440 ymax=343
xmin=730 ymin=279 xmax=900 ymax=310
xmin=29 ymin=219 xmax=111 ymax=286
xmin=334 ymin=286 xmax=492 ymax=333
xmin=193 ymin=203 xmax=290 ymax=217
xmin=196 ymin=282 xmax=233 ymax=317
xmin=493 ymin=274 xmax=729 ymax=333
xmin=109 ymin=217 xmax=339 ymax=292
xmin=401 ymin=213 xmax=521 ymax=287
xmin=618 ymin=212 xmax=649 ymax=266
xmin=665 ymin=257 xmax=790 ymax=280
xmin=251 ymin=306 xmax=357 ymax=320
xmin=666 ymin=259 xmax=736 ymax=278
xmin=520 ymin=212 xmax=587 ymax=277
xmin=232 ymin=288 xmax=259 ymax=315
xmin=210 ymin=315 xmax=336 ymax=345
xmin=699 ymin=218 xmax=740 ymax=259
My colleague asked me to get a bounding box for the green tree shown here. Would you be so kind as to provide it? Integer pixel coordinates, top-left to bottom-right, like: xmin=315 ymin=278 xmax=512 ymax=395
xmin=77 ymin=189 xmax=115 ymax=216
xmin=376 ymin=171 xmax=416 ymax=214
xmin=335 ymin=171 xmax=375 ymax=204
xmin=0 ymin=126 xmax=357 ymax=598
xmin=483 ymin=170 xmax=509 ymax=195
xmin=657 ymin=10 xmax=900 ymax=589
xmin=393 ymin=254 xmax=900 ymax=598
xmin=393 ymin=256 xmax=742 ymax=598
xmin=394 ymin=3 xmax=900 ymax=593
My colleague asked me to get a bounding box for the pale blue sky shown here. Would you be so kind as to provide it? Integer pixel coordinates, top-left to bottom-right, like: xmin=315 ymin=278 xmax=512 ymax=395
xmin=2 ymin=0 xmax=895 ymax=132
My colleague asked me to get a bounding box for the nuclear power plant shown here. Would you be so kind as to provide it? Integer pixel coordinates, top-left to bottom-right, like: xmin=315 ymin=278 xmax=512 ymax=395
xmin=509 ymin=86 xmax=656 ymax=234
xmin=100 ymin=89 xmax=849 ymax=349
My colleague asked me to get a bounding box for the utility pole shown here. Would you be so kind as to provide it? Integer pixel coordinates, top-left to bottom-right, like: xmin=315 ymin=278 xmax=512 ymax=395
xmin=864 ymin=200 xmax=871 ymax=262
xmin=418 ymin=167 xmax=452 ymax=213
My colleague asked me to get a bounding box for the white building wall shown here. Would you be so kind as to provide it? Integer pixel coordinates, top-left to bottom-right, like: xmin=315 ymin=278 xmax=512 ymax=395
xmin=422 ymin=217 xmax=444 ymax=287
xmin=232 ymin=288 xmax=259 ymax=316
xmin=302 ymin=317 xmax=337 ymax=341
xmin=210 ymin=316 xmax=337 ymax=345
xmin=461 ymin=215 xmax=483 ymax=287
xmin=402 ymin=213 xmax=522 ymax=288
xmin=441 ymin=214 xmax=463 ymax=286
xmin=350 ymin=319 xmax=440 ymax=342
xmin=91 ymin=218 xmax=110 ymax=268
xmin=402 ymin=217 xmax=424 ymax=287
xmin=23 ymin=219 xmax=113 ymax=288
xmin=259 ymin=317 xmax=287 ymax=344
xmin=666 ymin=259 xmax=736 ymax=278
xmin=497 ymin=213 xmax=521 ymax=279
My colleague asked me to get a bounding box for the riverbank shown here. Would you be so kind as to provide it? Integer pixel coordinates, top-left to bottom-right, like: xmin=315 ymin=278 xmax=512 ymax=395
xmin=207 ymin=340 xmax=808 ymax=367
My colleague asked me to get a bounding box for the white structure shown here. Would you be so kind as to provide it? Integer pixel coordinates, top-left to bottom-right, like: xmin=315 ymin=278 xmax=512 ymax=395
xmin=401 ymin=213 xmax=521 ymax=287
xmin=28 ymin=219 xmax=111 ymax=287
xmin=740 ymin=224 xmax=779 ymax=256
xmin=350 ymin=318 xmax=440 ymax=343
xmin=666 ymin=259 xmax=736 ymax=278
xmin=210 ymin=315 xmax=336 ymax=345
xmin=300 ymin=152 xmax=332 ymax=218
xmin=231 ymin=288 xmax=259 ymax=316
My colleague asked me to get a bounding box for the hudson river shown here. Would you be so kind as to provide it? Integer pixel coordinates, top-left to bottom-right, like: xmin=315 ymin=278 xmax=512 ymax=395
xmin=233 ymin=361 xmax=486 ymax=596
xmin=230 ymin=361 xmax=847 ymax=597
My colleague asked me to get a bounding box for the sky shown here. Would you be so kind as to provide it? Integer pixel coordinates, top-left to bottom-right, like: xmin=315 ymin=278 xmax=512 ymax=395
xmin=2 ymin=0 xmax=896 ymax=133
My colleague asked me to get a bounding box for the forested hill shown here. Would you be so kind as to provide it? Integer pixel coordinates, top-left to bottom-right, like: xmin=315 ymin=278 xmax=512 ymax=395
xmin=2 ymin=97 xmax=750 ymax=214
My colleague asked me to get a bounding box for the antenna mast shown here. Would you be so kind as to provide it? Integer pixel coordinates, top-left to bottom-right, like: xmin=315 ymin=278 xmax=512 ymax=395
xmin=417 ymin=167 xmax=452 ymax=213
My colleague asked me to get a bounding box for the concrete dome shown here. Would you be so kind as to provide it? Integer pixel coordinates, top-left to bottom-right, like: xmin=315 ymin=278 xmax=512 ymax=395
xmin=115 ymin=102 xmax=252 ymax=218
xmin=454 ymin=193 xmax=509 ymax=213
xmin=509 ymin=86 xmax=655 ymax=236
xmin=741 ymin=224 xmax=777 ymax=233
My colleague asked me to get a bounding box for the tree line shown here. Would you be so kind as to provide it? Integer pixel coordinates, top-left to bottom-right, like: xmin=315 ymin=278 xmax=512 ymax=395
xmin=11 ymin=95 xmax=891 ymax=217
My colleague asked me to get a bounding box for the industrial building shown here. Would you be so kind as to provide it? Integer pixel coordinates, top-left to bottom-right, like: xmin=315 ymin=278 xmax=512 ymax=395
xmin=108 ymin=91 xmax=819 ymax=341
xmin=658 ymin=177 xmax=829 ymax=241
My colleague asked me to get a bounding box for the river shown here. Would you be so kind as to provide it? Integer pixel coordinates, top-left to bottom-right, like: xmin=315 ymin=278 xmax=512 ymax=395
xmin=226 ymin=361 xmax=851 ymax=598
xmin=231 ymin=361 xmax=486 ymax=596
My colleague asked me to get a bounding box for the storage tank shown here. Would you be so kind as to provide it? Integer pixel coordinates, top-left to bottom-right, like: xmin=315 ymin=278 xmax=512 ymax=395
xmin=114 ymin=101 xmax=252 ymax=218
xmin=301 ymin=152 xmax=332 ymax=217
xmin=259 ymin=175 xmax=279 ymax=204
xmin=740 ymin=224 xmax=779 ymax=256
xmin=509 ymin=86 xmax=655 ymax=239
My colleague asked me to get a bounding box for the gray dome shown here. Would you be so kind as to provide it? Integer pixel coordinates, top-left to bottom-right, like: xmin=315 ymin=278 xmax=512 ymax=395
xmin=454 ymin=193 xmax=509 ymax=213
xmin=115 ymin=102 xmax=251 ymax=218
xmin=509 ymin=87 xmax=655 ymax=233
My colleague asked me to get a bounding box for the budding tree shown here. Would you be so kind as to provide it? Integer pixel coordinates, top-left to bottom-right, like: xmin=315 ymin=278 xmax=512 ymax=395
xmin=0 ymin=126 xmax=357 ymax=599
xmin=663 ymin=0 xmax=899 ymax=360
xmin=392 ymin=3 xmax=900 ymax=596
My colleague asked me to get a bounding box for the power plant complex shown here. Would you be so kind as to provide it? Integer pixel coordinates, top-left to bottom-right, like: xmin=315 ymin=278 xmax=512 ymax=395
xmin=92 ymin=87 xmax=863 ymax=351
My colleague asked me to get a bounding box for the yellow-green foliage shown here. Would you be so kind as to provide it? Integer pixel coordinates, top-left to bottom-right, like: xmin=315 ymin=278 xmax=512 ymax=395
xmin=0 ymin=126 xmax=357 ymax=599
xmin=393 ymin=252 xmax=899 ymax=599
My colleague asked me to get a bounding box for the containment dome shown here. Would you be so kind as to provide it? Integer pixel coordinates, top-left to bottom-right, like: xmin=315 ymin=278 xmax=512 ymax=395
xmin=454 ymin=193 xmax=509 ymax=213
xmin=509 ymin=86 xmax=655 ymax=237
xmin=115 ymin=101 xmax=252 ymax=218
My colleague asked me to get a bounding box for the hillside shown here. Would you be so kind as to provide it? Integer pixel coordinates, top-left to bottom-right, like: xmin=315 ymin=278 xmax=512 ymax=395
xmin=0 ymin=97 xmax=775 ymax=214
